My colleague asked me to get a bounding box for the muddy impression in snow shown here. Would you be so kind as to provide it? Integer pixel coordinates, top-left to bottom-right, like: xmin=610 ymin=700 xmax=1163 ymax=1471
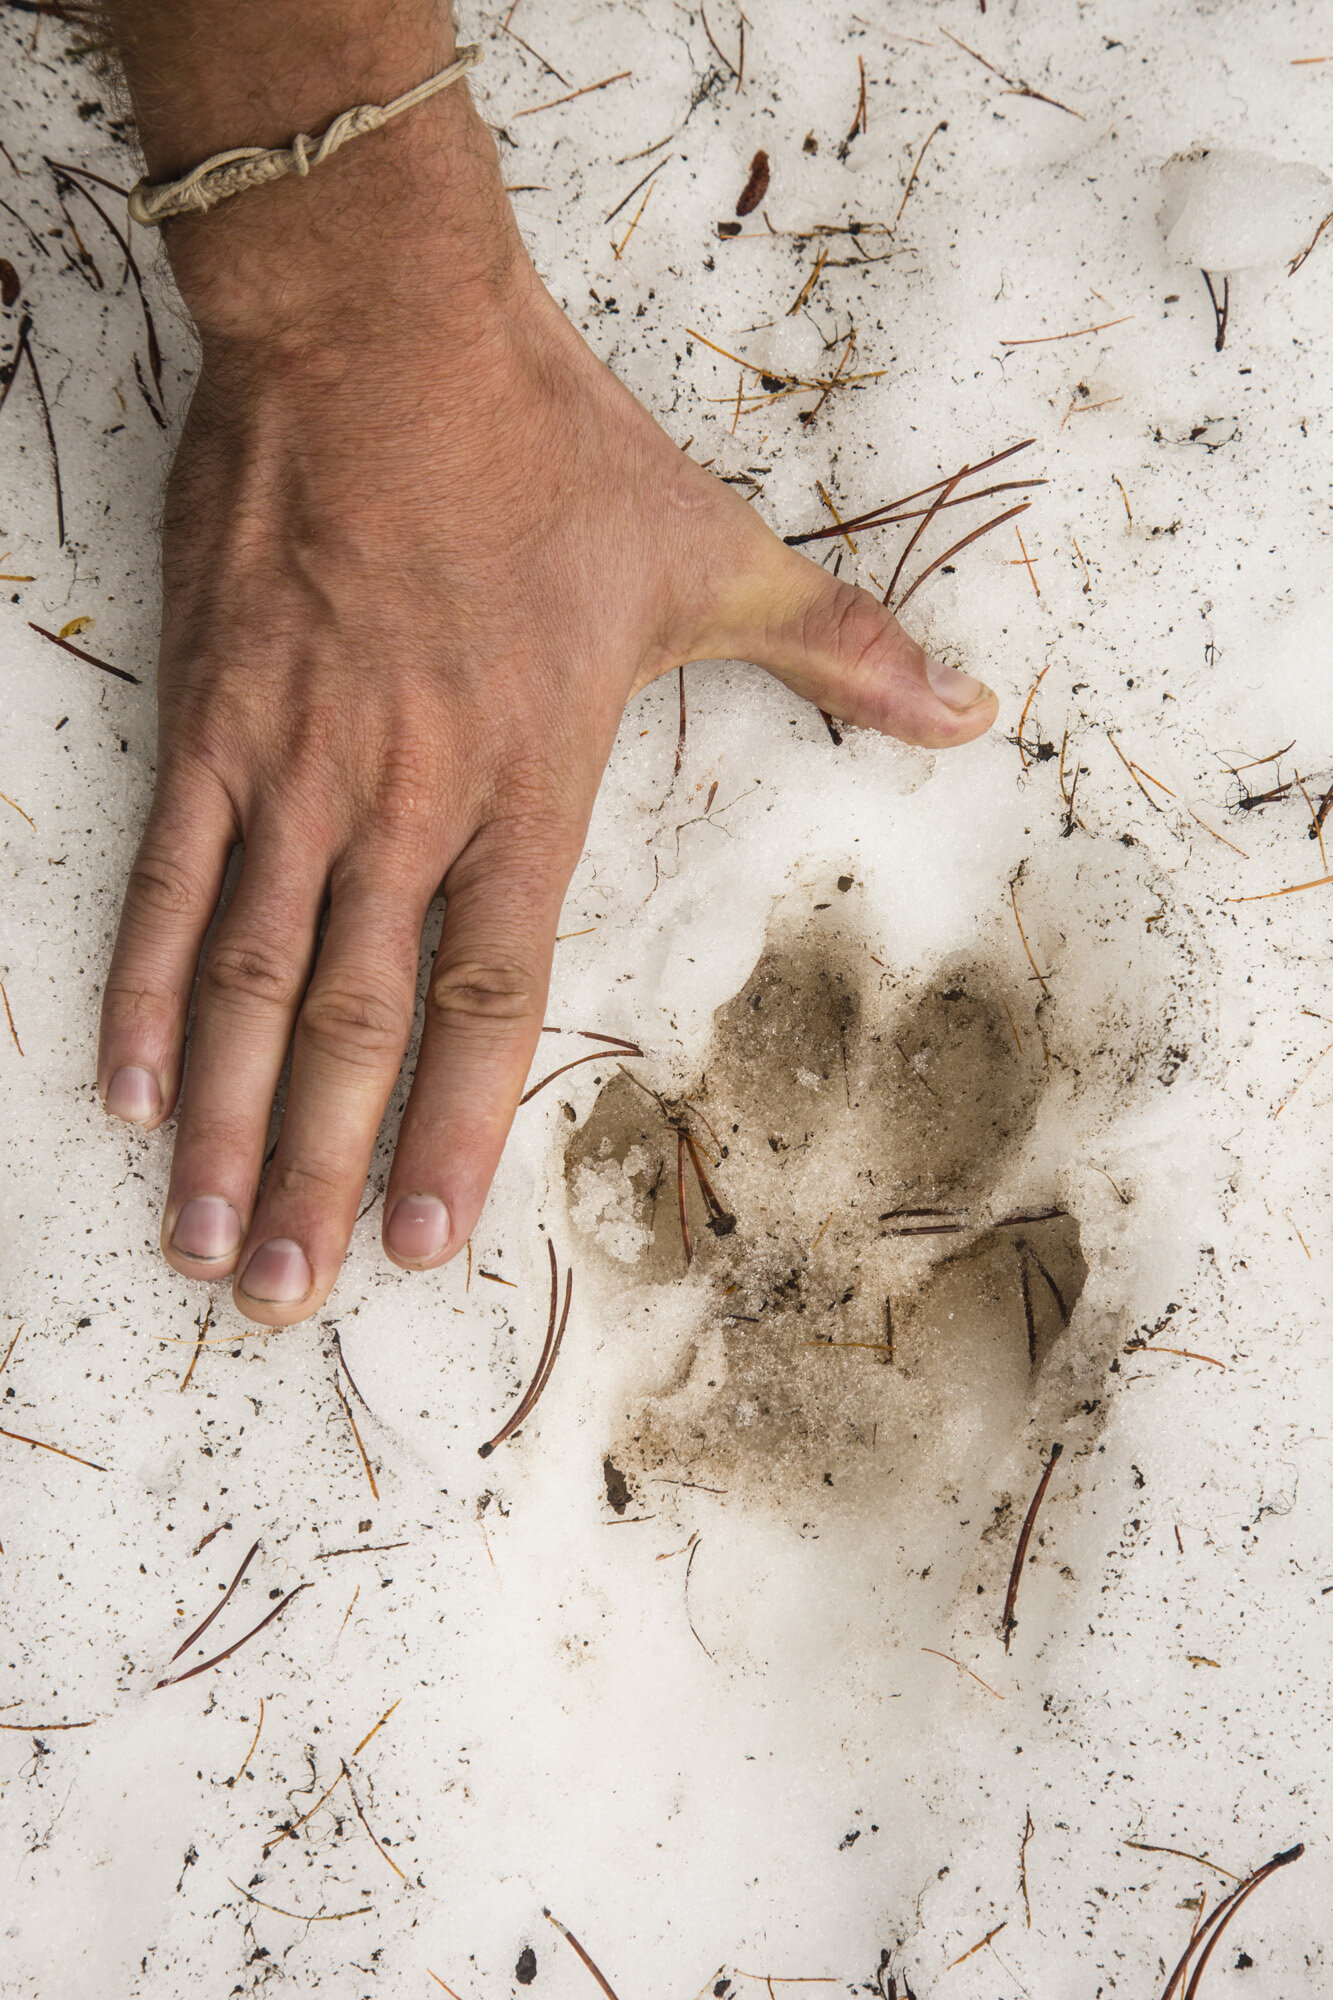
xmin=564 ymin=906 xmax=1105 ymax=1523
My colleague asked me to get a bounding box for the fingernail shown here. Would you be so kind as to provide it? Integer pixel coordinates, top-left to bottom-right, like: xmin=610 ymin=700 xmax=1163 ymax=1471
xmin=926 ymin=656 xmax=991 ymax=711
xmin=386 ymin=1193 xmax=450 ymax=1264
xmin=171 ymin=1196 xmax=242 ymax=1263
xmin=104 ymin=1064 xmax=161 ymax=1124
xmin=238 ymin=1237 xmax=312 ymax=1304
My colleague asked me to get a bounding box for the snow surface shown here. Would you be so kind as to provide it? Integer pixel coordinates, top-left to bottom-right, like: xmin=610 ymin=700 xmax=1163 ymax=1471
xmin=2 ymin=3 xmax=1332 ymax=1996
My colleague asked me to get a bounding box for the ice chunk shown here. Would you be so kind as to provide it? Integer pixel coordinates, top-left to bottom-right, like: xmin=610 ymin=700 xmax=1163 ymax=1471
xmin=1161 ymin=147 xmax=1332 ymax=270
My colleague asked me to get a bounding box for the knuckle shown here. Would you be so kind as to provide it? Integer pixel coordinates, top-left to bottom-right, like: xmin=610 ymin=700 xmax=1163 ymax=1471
xmin=298 ymin=978 xmax=411 ymax=1066
xmin=268 ymin=1157 xmax=344 ymax=1203
xmin=124 ymin=852 xmax=207 ymax=924
xmin=202 ymin=938 xmax=306 ymax=1014
xmin=101 ymin=972 xmax=179 ymax=1033
xmin=429 ymin=960 xmax=541 ymax=1030
xmin=807 ymin=581 xmax=892 ymax=677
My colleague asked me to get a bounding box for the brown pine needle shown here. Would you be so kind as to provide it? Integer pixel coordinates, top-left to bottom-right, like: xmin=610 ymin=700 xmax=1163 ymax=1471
xmin=0 ymin=1717 xmax=94 ymax=1731
xmin=1009 ymin=877 xmax=1050 ymax=996
xmin=921 ymin=1647 xmax=1005 ymax=1698
xmin=0 ymin=791 xmax=34 ymax=827
xmin=172 ymin=1537 xmax=261 ymax=1661
xmin=1289 ymin=209 xmax=1332 ymax=274
xmin=675 ymin=660 xmax=687 ymax=775
xmin=0 ymin=1324 xmax=22 ymax=1377
xmin=1159 ymin=1844 xmax=1303 ymax=2000
xmin=885 ymin=466 xmax=967 ymax=605
xmin=1295 ymin=774 xmax=1329 ymax=870
xmin=502 ymin=18 xmax=570 ymax=87
xmin=228 ymin=1877 xmax=371 ymax=1923
xmin=179 ymin=1303 xmax=211 ymax=1394
xmin=521 ymin=1043 xmax=643 ymax=1104
xmin=1125 ymin=1839 xmax=1240 ymax=1881
xmin=27 ymin=620 xmax=137 ymax=684
xmin=514 ymin=70 xmax=631 ymax=116
xmin=0 ymin=980 xmax=23 ymax=1055
xmin=341 ymin=1760 xmax=407 ymax=1882
xmin=947 ymin=1922 xmax=1007 ymax=1970
xmin=895 ymin=501 xmax=1031 ymax=611
xmin=334 ymin=1378 xmax=379 ymax=1500
xmin=428 ymin=1977 xmax=466 ymax=1999
xmin=604 ymin=156 xmax=672 ymax=226
xmin=1002 ymin=1441 xmax=1062 ymax=1650
xmin=350 ymin=1698 xmax=401 ymax=1759
xmin=1020 ymin=1810 xmax=1035 ymax=1926
xmin=677 ymin=1128 xmax=694 ymax=1267
xmin=479 ymin=1241 xmax=573 ymax=1456
xmin=613 ymin=179 xmax=655 ymax=258
xmin=896 ymin=120 xmax=947 ymax=224
xmin=1 ymin=1423 xmax=104 ymax=1471
xmin=787 ymin=245 xmax=829 ymax=316
xmin=315 ymin=1541 xmax=409 ymax=1560
xmin=789 ymin=438 xmax=1037 ymax=542
xmin=1001 ymin=315 xmax=1133 ymax=347
xmin=230 ymin=1697 xmax=264 ymax=1786
xmin=942 ymin=25 xmax=1083 ymax=116
xmin=787 ymin=476 xmax=1045 ymax=545
xmin=155 ymin=1582 xmax=311 ymax=1690
xmin=1017 ymin=664 xmax=1050 ymax=771
xmin=544 ymin=1908 xmax=623 ymax=2000
xmin=1113 ymin=473 xmax=1133 ymax=524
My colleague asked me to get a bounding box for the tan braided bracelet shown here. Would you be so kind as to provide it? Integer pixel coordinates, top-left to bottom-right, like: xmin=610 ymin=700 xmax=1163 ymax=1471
xmin=126 ymin=44 xmax=483 ymax=227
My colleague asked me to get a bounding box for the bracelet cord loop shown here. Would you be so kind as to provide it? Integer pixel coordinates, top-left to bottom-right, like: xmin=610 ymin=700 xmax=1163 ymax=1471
xmin=126 ymin=44 xmax=483 ymax=227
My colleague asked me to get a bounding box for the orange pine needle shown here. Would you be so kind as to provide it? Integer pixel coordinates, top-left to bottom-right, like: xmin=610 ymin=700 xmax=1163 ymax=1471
xmin=514 ymin=70 xmax=631 ymax=117
xmin=815 ymin=480 xmax=856 ymax=554
xmin=895 ymin=119 xmax=947 ymax=224
xmin=613 ymin=179 xmax=655 ymax=259
xmin=334 ymin=1378 xmax=379 ymax=1500
xmin=0 ymin=791 xmax=34 ymax=827
xmin=1009 ymin=878 xmax=1050 ymax=996
xmin=1 ymin=1423 xmax=104 ymax=1471
xmin=341 ymin=1759 xmax=406 ymax=1882
xmin=1187 ymin=809 xmax=1248 ymax=858
xmin=230 ymin=1697 xmax=264 ymax=1787
xmin=1012 ymin=525 xmax=1040 ymax=593
xmin=350 ymin=1698 xmax=400 ymax=1759
xmin=1001 ymin=316 xmax=1133 ymax=347
xmin=787 ymin=245 xmax=828 ymax=316
xmin=947 ymin=1922 xmax=1007 ymax=1970
xmin=1016 ymin=663 xmax=1050 ymax=771
xmin=1227 ymin=871 xmax=1333 ymax=903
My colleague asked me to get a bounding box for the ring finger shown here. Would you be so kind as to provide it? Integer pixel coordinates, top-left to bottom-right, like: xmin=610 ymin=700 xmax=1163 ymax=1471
xmin=160 ymin=824 xmax=328 ymax=1279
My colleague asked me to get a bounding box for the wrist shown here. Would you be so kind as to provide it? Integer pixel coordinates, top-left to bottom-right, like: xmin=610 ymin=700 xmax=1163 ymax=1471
xmin=161 ymin=83 xmax=527 ymax=349
xmin=109 ymin=2 xmax=522 ymax=346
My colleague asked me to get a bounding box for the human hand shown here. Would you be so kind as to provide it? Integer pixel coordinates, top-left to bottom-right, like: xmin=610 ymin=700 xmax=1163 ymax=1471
xmin=96 ymin=30 xmax=996 ymax=1327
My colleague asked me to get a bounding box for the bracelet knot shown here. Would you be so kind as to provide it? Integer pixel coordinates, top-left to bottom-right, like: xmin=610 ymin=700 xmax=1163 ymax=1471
xmin=126 ymin=45 xmax=482 ymax=227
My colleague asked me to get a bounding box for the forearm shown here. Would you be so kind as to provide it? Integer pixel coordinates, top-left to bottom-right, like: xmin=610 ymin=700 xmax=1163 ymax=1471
xmin=103 ymin=0 xmax=523 ymax=343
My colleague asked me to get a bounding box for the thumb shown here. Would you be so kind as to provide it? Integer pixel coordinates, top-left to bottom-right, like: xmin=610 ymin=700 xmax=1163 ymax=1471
xmin=711 ymin=539 xmax=999 ymax=750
